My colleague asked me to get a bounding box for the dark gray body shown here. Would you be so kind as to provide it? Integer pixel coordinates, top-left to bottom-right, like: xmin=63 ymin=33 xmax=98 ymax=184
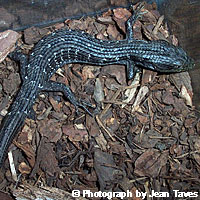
xmin=0 ymin=8 xmax=194 ymax=166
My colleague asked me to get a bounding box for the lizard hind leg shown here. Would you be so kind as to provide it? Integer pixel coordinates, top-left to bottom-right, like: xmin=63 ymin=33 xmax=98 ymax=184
xmin=9 ymin=48 xmax=29 ymax=81
xmin=41 ymin=81 xmax=93 ymax=116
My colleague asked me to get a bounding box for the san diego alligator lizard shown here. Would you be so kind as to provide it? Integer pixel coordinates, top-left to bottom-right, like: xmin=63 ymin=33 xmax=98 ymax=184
xmin=0 ymin=4 xmax=194 ymax=166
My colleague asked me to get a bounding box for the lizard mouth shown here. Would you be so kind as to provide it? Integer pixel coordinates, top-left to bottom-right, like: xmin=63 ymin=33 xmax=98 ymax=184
xmin=164 ymin=56 xmax=195 ymax=72
xmin=176 ymin=57 xmax=195 ymax=72
xmin=185 ymin=57 xmax=195 ymax=70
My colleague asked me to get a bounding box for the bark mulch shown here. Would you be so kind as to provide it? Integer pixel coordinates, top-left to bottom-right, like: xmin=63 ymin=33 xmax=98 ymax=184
xmin=0 ymin=2 xmax=199 ymax=200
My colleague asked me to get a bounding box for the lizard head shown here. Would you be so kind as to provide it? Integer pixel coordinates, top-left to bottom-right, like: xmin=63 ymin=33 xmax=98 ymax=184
xmin=144 ymin=40 xmax=195 ymax=73
xmin=163 ymin=45 xmax=194 ymax=72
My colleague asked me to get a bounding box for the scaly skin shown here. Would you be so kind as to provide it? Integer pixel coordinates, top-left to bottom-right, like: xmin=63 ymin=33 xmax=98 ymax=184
xmin=0 ymin=4 xmax=194 ymax=166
